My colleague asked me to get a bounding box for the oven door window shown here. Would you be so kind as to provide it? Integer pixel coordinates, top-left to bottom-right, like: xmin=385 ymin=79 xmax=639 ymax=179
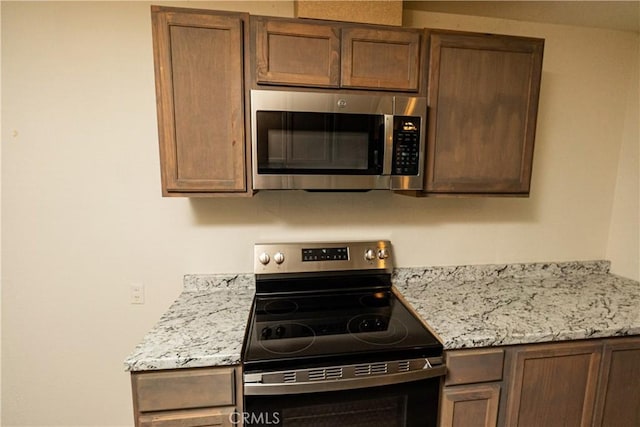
xmin=243 ymin=378 xmax=439 ymax=427
xmin=256 ymin=111 xmax=385 ymax=175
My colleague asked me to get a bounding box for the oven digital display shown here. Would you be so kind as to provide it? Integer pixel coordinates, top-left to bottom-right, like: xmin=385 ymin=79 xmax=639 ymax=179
xmin=302 ymin=247 xmax=348 ymax=262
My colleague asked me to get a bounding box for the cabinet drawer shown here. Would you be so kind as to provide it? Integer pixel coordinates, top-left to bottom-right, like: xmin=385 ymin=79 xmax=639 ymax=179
xmin=134 ymin=368 xmax=235 ymax=412
xmin=445 ymin=349 xmax=504 ymax=386
xmin=138 ymin=407 xmax=234 ymax=427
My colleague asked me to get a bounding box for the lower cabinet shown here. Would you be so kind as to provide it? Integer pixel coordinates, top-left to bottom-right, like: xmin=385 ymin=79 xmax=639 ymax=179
xmin=504 ymin=341 xmax=601 ymax=426
xmin=441 ymin=383 xmax=501 ymax=427
xmin=439 ymin=348 xmax=504 ymax=427
xmin=440 ymin=336 xmax=640 ymax=427
xmin=593 ymin=338 xmax=640 ymax=427
xmin=131 ymin=366 xmax=243 ymax=427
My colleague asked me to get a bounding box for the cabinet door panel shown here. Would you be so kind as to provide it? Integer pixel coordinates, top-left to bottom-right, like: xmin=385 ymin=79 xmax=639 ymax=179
xmin=593 ymin=337 xmax=640 ymax=427
xmin=440 ymin=383 xmax=500 ymax=427
xmin=341 ymin=28 xmax=420 ymax=91
xmin=445 ymin=348 xmax=504 ymax=386
xmin=505 ymin=342 xmax=600 ymax=427
xmin=139 ymin=407 xmax=234 ymax=427
xmin=152 ymin=10 xmax=247 ymax=194
xmin=255 ymin=18 xmax=340 ymax=87
xmin=426 ymin=33 xmax=543 ymax=194
xmin=134 ymin=368 xmax=235 ymax=412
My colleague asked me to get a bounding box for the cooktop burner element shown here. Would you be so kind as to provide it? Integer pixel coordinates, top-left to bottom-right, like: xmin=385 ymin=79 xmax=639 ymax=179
xmin=243 ymin=241 xmax=443 ymax=372
xmin=257 ymin=323 xmax=316 ymax=355
xmin=262 ymin=299 xmax=298 ymax=316
xmin=347 ymin=315 xmax=409 ymax=346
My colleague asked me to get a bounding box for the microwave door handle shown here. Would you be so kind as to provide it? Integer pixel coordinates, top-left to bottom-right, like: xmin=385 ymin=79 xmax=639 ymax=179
xmin=244 ymin=364 xmax=446 ymax=396
xmin=383 ymin=115 xmax=394 ymax=176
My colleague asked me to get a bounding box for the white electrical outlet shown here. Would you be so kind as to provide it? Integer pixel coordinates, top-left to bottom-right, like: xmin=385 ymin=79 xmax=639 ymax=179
xmin=130 ymin=283 xmax=145 ymax=304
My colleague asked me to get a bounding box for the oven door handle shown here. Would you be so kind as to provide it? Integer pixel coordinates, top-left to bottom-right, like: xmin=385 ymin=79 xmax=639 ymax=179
xmin=244 ymin=364 xmax=446 ymax=396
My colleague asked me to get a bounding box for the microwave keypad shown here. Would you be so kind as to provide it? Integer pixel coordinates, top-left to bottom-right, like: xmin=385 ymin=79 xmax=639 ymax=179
xmin=392 ymin=130 xmax=420 ymax=175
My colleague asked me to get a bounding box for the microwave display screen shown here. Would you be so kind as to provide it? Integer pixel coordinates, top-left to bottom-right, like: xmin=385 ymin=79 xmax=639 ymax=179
xmin=256 ymin=111 xmax=384 ymax=175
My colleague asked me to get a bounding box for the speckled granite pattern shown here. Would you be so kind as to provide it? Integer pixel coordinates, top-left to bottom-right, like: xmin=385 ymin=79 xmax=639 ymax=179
xmin=183 ymin=273 xmax=254 ymax=293
xmin=125 ymin=262 xmax=640 ymax=372
xmin=124 ymin=274 xmax=254 ymax=371
xmin=393 ymin=261 xmax=640 ymax=349
xmin=393 ymin=260 xmax=611 ymax=285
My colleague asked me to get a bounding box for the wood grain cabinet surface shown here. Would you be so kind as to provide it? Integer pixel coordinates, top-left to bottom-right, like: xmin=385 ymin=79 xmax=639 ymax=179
xmin=425 ymin=31 xmax=544 ymax=195
xmin=254 ymin=17 xmax=340 ymax=88
xmin=593 ymin=336 xmax=640 ymax=427
xmin=341 ymin=27 xmax=421 ymax=91
xmin=504 ymin=341 xmax=602 ymax=427
xmin=151 ymin=7 xmax=251 ymax=196
xmin=440 ymin=348 xmax=504 ymax=427
xmin=441 ymin=337 xmax=640 ymax=427
xmin=441 ymin=383 xmax=501 ymax=427
xmin=131 ymin=366 xmax=243 ymax=427
xmin=253 ymin=16 xmax=422 ymax=92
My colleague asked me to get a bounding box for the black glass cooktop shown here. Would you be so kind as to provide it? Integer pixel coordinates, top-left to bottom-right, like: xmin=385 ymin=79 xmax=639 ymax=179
xmin=242 ymin=289 xmax=442 ymax=371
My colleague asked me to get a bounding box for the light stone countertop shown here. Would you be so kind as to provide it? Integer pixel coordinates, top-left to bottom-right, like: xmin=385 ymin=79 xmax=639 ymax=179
xmin=124 ymin=261 xmax=640 ymax=372
xmin=124 ymin=274 xmax=255 ymax=372
xmin=394 ymin=260 xmax=640 ymax=349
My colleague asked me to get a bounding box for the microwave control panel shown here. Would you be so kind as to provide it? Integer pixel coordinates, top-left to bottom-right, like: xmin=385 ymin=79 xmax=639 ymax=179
xmin=392 ymin=116 xmax=421 ymax=175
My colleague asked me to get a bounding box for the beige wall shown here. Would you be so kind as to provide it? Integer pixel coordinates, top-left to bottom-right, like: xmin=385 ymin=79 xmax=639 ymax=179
xmin=606 ymin=41 xmax=640 ymax=280
xmin=1 ymin=1 xmax=638 ymax=426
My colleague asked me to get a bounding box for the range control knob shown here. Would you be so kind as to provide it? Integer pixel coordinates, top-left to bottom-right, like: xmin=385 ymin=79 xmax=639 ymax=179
xmin=273 ymin=252 xmax=285 ymax=264
xmin=364 ymin=249 xmax=376 ymax=261
xmin=275 ymin=325 xmax=286 ymax=337
xmin=377 ymin=248 xmax=389 ymax=259
xmin=258 ymin=252 xmax=270 ymax=265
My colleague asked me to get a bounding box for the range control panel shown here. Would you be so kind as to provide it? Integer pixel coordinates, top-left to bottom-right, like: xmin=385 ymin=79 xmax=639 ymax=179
xmin=392 ymin=116 xmax=421 ymax=176
xmin=254 ymin=241 xmax=392 ymax=275
xmin=302 ymin=247 xmax=349 ymax=262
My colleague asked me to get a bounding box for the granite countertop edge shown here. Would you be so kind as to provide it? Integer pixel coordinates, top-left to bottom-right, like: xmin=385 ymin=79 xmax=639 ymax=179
xmin=124 ymin=260 xmax=640 ymax=372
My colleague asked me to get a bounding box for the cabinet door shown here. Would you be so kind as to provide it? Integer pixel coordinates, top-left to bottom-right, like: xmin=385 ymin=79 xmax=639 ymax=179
xmin=254 ymin=18 xmax=340 ymax=87
xmin=504 ymin=341 xmax=601 ymax=427
xmin=440 ymin=383 xmax=501 ymax=427
xmin=152 ymin=8 xmax=249 ymax=195
xmin=593 ymin=336 xmax=640 ymax=427
xmin=341 ymin=27 xmax=420 ymax=91
xmin=426 ymin=32 xmax=544 ymax=194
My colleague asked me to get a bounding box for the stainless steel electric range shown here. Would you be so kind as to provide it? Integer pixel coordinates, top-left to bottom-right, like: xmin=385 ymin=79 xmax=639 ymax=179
xmin=242 ymin=241 xmax=445 ymax=427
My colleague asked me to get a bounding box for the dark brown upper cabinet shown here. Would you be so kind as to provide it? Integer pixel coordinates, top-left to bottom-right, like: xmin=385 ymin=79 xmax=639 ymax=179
xmin=254 ymin=18 xmax=340 ymax=88
xmin=151 ymin=7 xmax=251 ymax=196
xmin=425 ymin=32 xmax=544 ymax=195
xmin=150 ymin=7 xmax=545 ymax=197
xmin=341 ymin=27 xmax=421 ymax=91
xmin=253 ymin=16 xmax=422 ymax=93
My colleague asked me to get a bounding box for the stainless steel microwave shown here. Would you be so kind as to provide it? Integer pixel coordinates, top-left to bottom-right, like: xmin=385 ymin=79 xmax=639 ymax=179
xmin=250 ymin=90 xmax=426 ymax=191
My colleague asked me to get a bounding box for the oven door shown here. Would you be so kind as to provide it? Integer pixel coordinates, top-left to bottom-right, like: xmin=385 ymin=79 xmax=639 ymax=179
xmin=251 ymin=90 xmax=393 ymax=190
xmin=242 ymin=364 xmax=445 ymax=427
